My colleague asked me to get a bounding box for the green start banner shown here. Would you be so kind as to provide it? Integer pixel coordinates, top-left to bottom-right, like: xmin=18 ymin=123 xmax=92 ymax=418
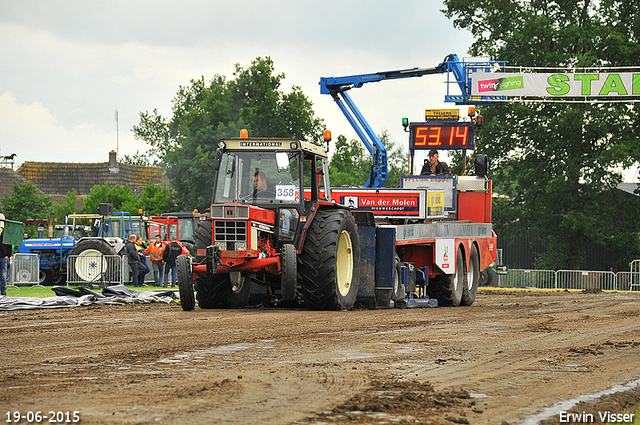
xmin=471 ymin=72 xmax=640 ymax=98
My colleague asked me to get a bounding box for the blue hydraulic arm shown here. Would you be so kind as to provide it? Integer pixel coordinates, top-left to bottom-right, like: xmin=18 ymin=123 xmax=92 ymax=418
xmin=320 ymin=54 xmax=508 ymax=187
xmin=320 ymin=54 xmax=467 ymax=187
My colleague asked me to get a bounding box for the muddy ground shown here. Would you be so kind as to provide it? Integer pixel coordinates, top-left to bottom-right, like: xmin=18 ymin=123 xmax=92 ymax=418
xmin=1 ymin=288 xmax=640 ymax=424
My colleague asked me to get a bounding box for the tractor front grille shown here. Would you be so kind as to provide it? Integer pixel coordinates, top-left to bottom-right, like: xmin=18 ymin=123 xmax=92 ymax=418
xmin=214 ymin=220 xmax=247 ymax=251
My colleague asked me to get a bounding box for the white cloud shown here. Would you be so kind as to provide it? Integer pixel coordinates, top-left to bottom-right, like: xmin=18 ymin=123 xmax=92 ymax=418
xmin=0 ymin=0 xmax=474 ymax=171
xmin=0 ymin=92 xmax=147 ymax=165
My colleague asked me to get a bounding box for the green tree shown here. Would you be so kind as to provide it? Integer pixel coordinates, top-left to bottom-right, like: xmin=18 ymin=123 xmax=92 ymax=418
xmin=380 ymin=129 xmax=409 ymax=188
xmin=2 ymin=182 xmax=52 ymax=238
xmin=329 ymin=135 xmax=369 ymax=186
xmin=443 ymin=0 xmax=640 ymax=270
xmin=121 ymin=151 xmax=153 ymax=166
xmin=53 ymin=189 xmax=81 ymax=223
xmin=139 ymin=183 xmax=176 ymax=216
xmin=133 ymin=57 xmax=325 ymax=211
xmin=329 ymin=130 xmax=408 ymax=188
xmin=81 ymin=184 xmax=140 ymax=216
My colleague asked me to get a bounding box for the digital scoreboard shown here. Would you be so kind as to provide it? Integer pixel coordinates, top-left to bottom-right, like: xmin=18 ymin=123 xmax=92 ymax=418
xmin=409 ymin=122 xmax=474 ymax=150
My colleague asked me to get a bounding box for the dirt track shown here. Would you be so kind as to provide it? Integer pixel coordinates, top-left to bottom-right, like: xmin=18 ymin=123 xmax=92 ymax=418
xmin=2 ymin=288 xmax=640 ymax=424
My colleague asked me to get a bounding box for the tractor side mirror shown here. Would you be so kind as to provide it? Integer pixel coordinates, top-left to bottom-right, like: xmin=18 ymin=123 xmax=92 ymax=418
xmin=214 ymin=148 xmax=223 ymax=171
xmin=275 ymin=152 xmax=290 ymax=173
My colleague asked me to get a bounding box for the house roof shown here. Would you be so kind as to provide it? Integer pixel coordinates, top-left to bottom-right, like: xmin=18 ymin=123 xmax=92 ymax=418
xmin=17 ymin=160 xmax=169 ymax=197
xmin=0 ymin=167 xmax=47 ymax=208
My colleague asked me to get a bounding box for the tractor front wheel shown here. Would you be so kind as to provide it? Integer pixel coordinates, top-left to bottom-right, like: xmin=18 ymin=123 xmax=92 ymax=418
xmin=176 ymin=254 xmax=195 ymax=311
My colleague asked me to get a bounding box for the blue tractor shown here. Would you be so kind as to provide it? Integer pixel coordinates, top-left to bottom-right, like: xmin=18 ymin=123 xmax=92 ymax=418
xmin=18 ymin=223 xmax=93 ymax=285
xmin=18 ymin=212 xmax=144 ymax=285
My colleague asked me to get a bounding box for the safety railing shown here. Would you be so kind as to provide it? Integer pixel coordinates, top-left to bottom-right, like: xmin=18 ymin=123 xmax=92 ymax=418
xmin=631 ymin=260 xmax=640 ymax=291
xmin=616 ymin=272 xmax=632 ymax=291
xmin=499 ymin=269 xmax=556 ymax=289
xmin=9 ymin=253 xmax=42 ymax=288
xmin=66 ymin=254 xmax=122 ymax=286
xmin=121 ymin=256 xmax=157 ymax=285
xmin=556 ymin=270 xmax=617 ymax=290
xmin=497 ymin=263 xmax=640 ymax=291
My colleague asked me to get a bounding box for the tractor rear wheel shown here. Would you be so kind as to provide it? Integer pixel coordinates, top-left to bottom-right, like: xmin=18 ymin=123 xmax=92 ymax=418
xmin=176 ymin=254 xmax=195 ymax=311
xmin=299 ymin=208 xmax=360 ymax=310
xmin=68 ymin=239 xmax=117 ymax=283
xmin=427 ymin=246 xmax=465 ymax=307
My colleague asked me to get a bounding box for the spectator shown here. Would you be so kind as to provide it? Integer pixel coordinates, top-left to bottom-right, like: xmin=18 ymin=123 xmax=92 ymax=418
xmin=145 ymin=235 xmax=166 ymax=287
xmin=162 ymin=236 xmax=182 ymax=287
xmin=135 ymin=236 xmax=150 ymax=286
xmin=125 ymin=234 xmax=142 ymax=287
xmin=0 ymin=214 xmax=11 ymax=296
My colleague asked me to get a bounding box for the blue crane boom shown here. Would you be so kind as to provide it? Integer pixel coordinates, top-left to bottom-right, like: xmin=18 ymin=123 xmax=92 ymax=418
xmin=320 ymin=54 xmax=503 ymax=187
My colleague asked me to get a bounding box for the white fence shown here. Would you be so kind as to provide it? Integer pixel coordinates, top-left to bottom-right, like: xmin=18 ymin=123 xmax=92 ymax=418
xmin=66 ymin=255 xmax=156 ymax=286
xmin=631 ymin=260 xmax=640 ymax=291
xmin=66 ymin=254 xmax=123 ymax=286
xmin=498 ymin=263 xmax=640 ymax=291
xmin=10 ymin=253 xmax=42 ymax=288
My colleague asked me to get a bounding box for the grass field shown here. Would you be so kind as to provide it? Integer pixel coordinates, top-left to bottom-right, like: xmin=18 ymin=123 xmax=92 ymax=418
xmin=4 ymin=284 xmax=165 ymax=298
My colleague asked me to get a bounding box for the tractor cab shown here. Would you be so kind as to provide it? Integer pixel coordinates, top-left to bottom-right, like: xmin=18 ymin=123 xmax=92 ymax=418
xmin=212 ymin=137 xmax=331 ymax=248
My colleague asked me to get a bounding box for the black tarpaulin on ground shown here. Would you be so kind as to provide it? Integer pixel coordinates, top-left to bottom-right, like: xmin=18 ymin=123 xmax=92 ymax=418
xmin=0 ymin=285 xmax=177 ymax=311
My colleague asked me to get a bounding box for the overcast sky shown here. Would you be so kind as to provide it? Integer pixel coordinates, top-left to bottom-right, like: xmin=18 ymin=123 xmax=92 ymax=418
xmin=0 ymin=0 xmax=480 ymax=174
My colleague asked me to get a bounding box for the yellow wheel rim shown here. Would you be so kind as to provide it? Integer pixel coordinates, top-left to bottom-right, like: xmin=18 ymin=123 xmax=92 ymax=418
xmin=336 ymin=230 xmax=354 ymax=297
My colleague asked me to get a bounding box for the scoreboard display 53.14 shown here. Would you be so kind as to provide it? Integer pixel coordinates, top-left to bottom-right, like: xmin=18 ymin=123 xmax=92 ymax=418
xmin=409 ymin=122 xmax=474 ymax=150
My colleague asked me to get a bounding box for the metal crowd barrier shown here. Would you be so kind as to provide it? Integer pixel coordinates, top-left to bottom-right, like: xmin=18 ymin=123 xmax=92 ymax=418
xmin=631 ymin=260 xmax=640 ymax=291
xmin=499 ymin=269 xmax=556 ymax=289
xmin=556 ymin=270 xmax=617 ymax=290
xmin=498 ymin=263 xmax=640 ymax=291
xmin=616 ymin=272 xmax=632 ymax=291
xmin=66 ymin=254 xmax=122 ymax=286
xmin=9 ymin=253 xmax=42 ymax=288
xmin=121 ymin=256 xmax=157 ymax=285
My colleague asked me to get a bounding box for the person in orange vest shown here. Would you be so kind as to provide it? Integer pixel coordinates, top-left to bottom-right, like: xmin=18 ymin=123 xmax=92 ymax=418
xmin=145 ymin=235 xmax=166 ymax=287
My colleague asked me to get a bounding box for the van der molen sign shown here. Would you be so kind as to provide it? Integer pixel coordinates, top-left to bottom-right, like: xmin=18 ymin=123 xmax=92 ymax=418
xmin=471 ymin=72 xmax=640 ymax=98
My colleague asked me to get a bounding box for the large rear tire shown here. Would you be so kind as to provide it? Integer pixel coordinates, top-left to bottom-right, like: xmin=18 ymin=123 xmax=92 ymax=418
xmin=461 ymin=245 xmax=479 ymax=306
xmin=176 ymin=254 xmax=195 ymax=311
xmin=68 ymin=239 xmax=117 ymax=283
xmin=195 ymin=272 xmax=251 ymax=309
xmin=427 ymin=246 xmax=465 ymax=307
xmin=299 ymin=208 xmax=360 ymax=310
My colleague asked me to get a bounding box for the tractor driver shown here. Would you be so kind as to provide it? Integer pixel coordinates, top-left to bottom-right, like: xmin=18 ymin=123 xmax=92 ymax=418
xmin=253 ymin=170 xmax=272 ymax=198
xmin=420 ymin=149 xmax=452 ymax=176
xmin=254 ymin=170 xmax=268 ymax=192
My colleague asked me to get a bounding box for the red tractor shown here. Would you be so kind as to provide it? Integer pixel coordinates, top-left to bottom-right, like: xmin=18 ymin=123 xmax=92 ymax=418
xmin=177 ymin=135 xmax=361 ymax=311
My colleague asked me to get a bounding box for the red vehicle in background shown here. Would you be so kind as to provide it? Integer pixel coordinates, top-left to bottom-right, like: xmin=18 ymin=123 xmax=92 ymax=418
xmin=148 ymin=212 xmax=197 ymax=256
